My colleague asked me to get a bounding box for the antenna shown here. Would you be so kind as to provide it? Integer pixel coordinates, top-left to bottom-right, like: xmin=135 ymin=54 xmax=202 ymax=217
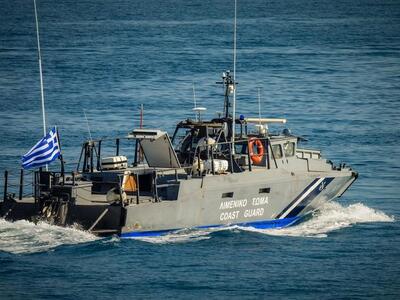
xmin=258 ymin=87 xmax=261 ymax=126
xmin=192 ymin=81 xmax=197 ymax=109
xmin=191 ymin=81 xmax=207 ymax=121
xmin=192 ymin=81 xmax=197 ymax=121
xmin=255 ymin=87 xmax=266 ymax=135
xmin=140 ymin=104 xmax=144 ymax=128
xmin=138 ymin=104 xmax=144 ymax=163
xmin=231 ymin=0 xmax=237 ymax=154
xmin=255 ymin=87 xmax=268 ymax=135
xmin=83 ymin=110 xmax=92 ymax=141
xmin=193 ymin=107 xmax=207 ymax=121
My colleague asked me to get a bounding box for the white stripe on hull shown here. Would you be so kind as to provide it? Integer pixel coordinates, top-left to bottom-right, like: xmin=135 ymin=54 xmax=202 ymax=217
xmin=279 ymin=177 xmax=325 ymax=219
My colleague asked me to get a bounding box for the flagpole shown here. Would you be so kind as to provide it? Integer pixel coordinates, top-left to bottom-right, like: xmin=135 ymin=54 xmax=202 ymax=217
xmin=33 ymin=0 xmax=48 ymax=171
xmin=33 ymin=0 xmax=46 ymax=136
xmin=56 ymin=126 xmax=65 ymax=183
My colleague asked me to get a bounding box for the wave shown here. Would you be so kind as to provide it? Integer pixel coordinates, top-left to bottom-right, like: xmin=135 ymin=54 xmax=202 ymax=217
xmin=0 ymin=219 xmax=98 ymax=254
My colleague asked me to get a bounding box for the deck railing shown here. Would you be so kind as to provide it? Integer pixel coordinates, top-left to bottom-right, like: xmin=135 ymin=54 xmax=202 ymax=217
xmin=2 ymin=169 xmax=37 ymax=201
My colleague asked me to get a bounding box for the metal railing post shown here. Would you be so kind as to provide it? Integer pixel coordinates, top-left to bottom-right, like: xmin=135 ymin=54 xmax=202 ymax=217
xmin=153 ymin=170 xmax=158 ymax=202
xmin=3 ymin=170 xmax=8 ymax=201
xmin=266 ymin=139 xmax=270 ymax=169
xmin=247 ymin=148 xmax=252 ymax=172
xmin=136 ymin=173 xmax=140 ymax=205
xmin=90 ymin=144 xmax=94 ymax=173
xmin=34 ymin=171 xmax=38 ymax=202
xmin=116 ymin=138 xmax=120 ymax=156
xmin=229 ymin=144 xmax=234 ymax=173
xmin=211 ymin=147 xmax=215 ymax=175
xmin=97 ymin=140 xmax=102 ymax=170
xmin=19 ymin=169 xmax=24 ymax=200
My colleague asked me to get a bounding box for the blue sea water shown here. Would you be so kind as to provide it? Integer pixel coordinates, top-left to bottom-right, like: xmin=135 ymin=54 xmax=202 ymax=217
xmin=0 ymin=0 xmax=399 ymax=298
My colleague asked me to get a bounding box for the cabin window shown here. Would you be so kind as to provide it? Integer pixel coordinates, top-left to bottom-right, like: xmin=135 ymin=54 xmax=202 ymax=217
xmin=271 ymin=144 xmax=283 ymax=159
xmin=283 ymin=142 xmax=295 ymax=157
xmin=259 ymin=187 xmax=270 ymax=194
xmin=172 ymin=128 xmax=191 ymax=150
xmin=222 ymin=192 xmax=234 ymax=198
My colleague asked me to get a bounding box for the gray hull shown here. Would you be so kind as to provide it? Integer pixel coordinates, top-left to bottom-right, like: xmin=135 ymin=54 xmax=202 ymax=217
xmin=120 ymin=168 xmax=357 ymax=237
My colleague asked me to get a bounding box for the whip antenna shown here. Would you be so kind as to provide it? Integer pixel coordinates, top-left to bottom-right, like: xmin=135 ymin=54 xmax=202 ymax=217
xmin=258 ymin=87 xmax=261 ymax=125
xmin=192 ymin=81 xmax=206 ymax=121
xmin=192 ymin=81 xmax=198 ymax=121
xmin=140 ymin=104 xmax=144 ymax=128
xmin=231 ymin=0 xmax=238 ymax=154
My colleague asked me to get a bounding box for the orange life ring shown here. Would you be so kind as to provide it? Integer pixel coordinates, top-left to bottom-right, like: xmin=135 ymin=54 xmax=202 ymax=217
xmin=248 ymin=138 xmax=264 ymax=164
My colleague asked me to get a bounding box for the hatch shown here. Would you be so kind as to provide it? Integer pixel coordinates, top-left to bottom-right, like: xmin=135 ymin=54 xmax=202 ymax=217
xmin=128 ymin=129 xmax=181 ymax=169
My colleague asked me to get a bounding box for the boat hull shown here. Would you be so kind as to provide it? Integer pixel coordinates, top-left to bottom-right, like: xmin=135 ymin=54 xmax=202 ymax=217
xmin=119 ymin=169 xmax=357 ymax=237
xmin=1 ymin=169 xmax=357 ymax=237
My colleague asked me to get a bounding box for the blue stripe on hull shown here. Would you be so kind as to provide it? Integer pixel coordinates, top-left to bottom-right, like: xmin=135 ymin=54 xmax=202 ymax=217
xmin=276 ymin=177 xmax=335 ymax=219
xmin=275 ymin=178 xmax=321 ymax=219
xmin=120 ymin=216 xmax=301 ymax=238
xmin=237 ymin=216 xmax=301 ymax=229
xmin=285 ymin=177 xmax=335 ymax=218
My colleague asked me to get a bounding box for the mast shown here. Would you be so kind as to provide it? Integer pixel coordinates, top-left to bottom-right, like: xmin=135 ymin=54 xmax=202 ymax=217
xmin=220 ymin=71 xmax=234 ymax=119
xmin=33 ymin=0 xmax=46 ymax=137
xmin=231 ymin=0 xmax=237 ymax=154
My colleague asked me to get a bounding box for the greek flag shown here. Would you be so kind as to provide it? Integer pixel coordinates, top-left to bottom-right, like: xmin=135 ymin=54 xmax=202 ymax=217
xmin=22 ymin=127 xmax=61 ymax=169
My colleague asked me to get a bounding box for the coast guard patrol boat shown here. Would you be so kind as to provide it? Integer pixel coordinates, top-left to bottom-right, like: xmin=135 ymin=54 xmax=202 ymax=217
xmin=0 ymin=71 xmax=357 ymax=237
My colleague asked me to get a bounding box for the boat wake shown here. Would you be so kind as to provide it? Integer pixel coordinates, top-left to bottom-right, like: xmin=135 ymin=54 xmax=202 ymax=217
xmin=135 ymin=201 xmax=395 ymax=243
xmin=0 ymin=218 xmax=98 ymax=254
xmin=243 ymin=201 xmax=395 ymax=238
xmin=0 ymin=202 xmax=394 ymax=252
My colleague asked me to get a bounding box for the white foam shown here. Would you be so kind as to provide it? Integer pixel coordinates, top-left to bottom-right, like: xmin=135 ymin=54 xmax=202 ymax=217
xmin=242 ymin=201 xmax=395 ymax=238
xmin=132 ymin=228 xmax=213 ymax=244
xmin=0 ymin=218 xmax=98 ymax=254
xmin=1 ymin=202 xmax=394 ymax=250
xmin=132 ymin=226 xmax=239 ymax=244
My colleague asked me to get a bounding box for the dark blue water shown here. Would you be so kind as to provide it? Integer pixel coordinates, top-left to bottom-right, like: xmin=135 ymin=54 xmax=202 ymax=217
xmin=1 ymin=0 xmax=399 ymax=298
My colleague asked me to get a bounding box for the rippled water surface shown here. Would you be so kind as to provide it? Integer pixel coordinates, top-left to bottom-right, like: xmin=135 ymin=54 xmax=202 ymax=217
xmin=0 ymin=0 xmax=399 ymax=299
